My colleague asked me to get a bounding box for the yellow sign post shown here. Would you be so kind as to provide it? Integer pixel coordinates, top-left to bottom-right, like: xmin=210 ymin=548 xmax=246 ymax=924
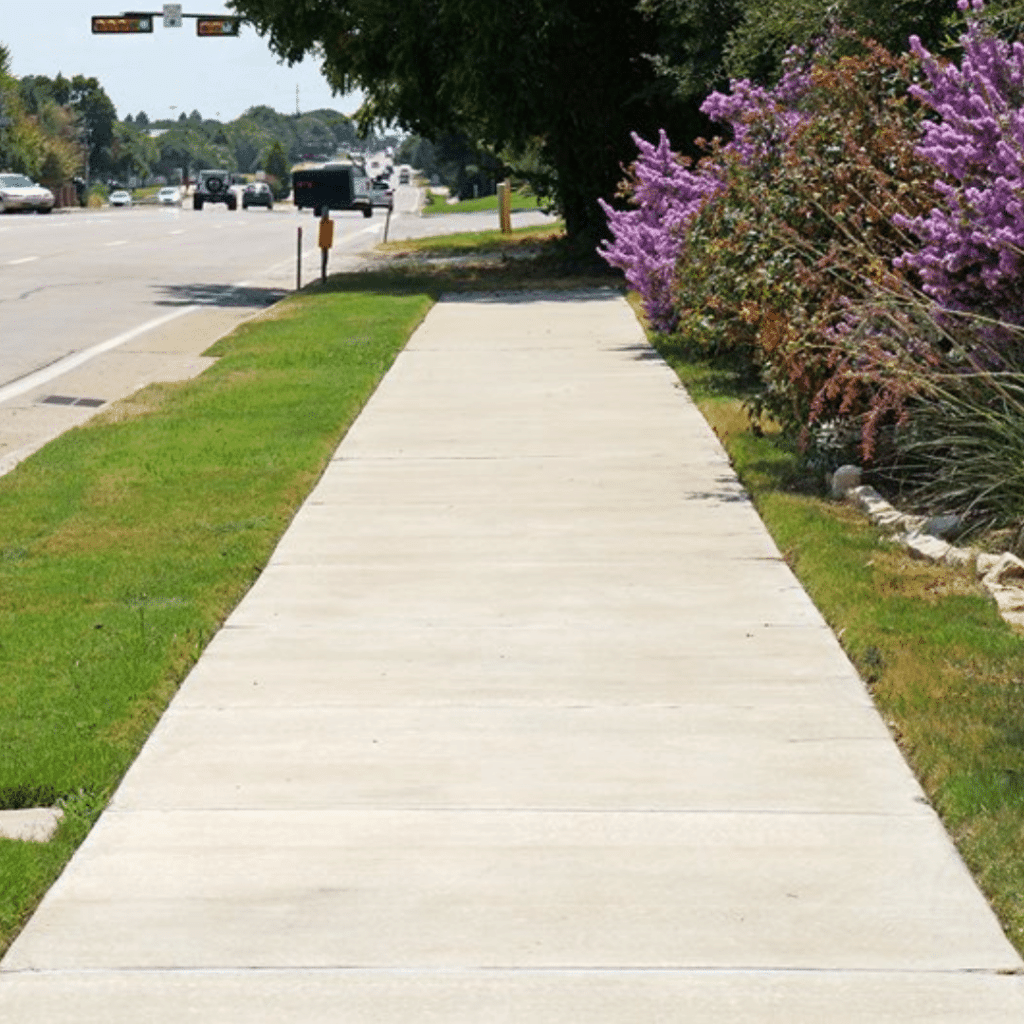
xmin=318 ymin=213 xmax=334 ymax=283
xmin=498 ymin=180 xmax=512 ymax=233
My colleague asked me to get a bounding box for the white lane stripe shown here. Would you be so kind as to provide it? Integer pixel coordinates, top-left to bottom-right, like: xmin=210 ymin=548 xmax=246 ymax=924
xmin=105 ymin=239 xmax=128 ymax=247
xmin=7 ymin=256 xmax=40 ymax=265
xmin=0 ymin=304 xmax=200 ymax=407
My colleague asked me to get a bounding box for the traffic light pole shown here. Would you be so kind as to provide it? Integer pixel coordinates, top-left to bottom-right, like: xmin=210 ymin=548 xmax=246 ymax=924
xmin=91 ymin=10 xmax=242 ymax=35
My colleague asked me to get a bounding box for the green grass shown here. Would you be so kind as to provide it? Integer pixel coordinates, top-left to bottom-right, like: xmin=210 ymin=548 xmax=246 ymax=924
xmin=651 ymin=314 xmax=1024 ymax=951
xmin=0 ymin=279 xmax=434 ymax=952
xmin=423 ymin=189 xmax=546 ymax=215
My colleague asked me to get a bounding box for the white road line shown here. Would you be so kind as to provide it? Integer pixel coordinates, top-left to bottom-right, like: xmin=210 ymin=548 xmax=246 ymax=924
xmin=168 ymin=230 xmax=185 ymax=235
xmin=0 ymin=304 xmax=200 ymax=407
xmin=105 ymin=239 xmax=128 ymax=247
xmin=6 ymin=256 xmax=40 ymax=265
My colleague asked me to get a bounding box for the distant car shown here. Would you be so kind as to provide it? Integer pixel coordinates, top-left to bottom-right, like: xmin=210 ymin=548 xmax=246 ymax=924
xmin=398 ymin=169 xmax=410 ymax=185
xmin=109 ymin=190 xmax=132 ymax=207
xmin=370 ymin=179 xmax=394 ymax=209
xmin=157 ymin=186 xmax=181 ymax=206
xmin=242 ymin=182 xmax=273 ymax=210
xmin=0 ymin=173 xmax=54 ymax=214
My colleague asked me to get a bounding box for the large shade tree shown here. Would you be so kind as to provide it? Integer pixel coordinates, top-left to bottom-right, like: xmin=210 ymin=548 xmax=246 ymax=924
xmin=228 ymin=0 xmax=702 ymax=250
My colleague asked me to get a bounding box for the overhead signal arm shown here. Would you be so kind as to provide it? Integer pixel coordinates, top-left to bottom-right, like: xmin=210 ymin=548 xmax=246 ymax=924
xmin=91 ymin=9 xmax=241 ymax=34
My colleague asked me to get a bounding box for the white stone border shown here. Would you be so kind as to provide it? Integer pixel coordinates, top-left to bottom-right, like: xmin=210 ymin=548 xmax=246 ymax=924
xmin=840 ymin=480 xmax=1024 ymax=630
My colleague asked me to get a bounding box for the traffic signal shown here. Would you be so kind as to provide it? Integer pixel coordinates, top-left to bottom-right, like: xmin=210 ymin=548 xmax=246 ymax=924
xmin=91 ymin=15 xmax=154 ymax=34
xmin=196 ymin=17 xmax=240 ymax=36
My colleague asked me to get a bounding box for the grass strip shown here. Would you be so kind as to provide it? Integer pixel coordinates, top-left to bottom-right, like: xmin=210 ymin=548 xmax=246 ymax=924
xmin=0 ymin=226 xmax=603 ymax=956
xmin=422 ymin=190 xmax=545 ymax=216
xmin=0 ymin=276 xmax=434 ymax=952
xmin=650 ymin=320 xmax=1024 ymax=954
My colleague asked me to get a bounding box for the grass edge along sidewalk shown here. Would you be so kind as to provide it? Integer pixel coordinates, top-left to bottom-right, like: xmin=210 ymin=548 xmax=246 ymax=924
xmin=0 ymin=226 xmax=610 ymax=958
xmin=647 ymin=307 xmax=1024 ymax=956
xmin=0 ymin=274 xmax=434 ymax=955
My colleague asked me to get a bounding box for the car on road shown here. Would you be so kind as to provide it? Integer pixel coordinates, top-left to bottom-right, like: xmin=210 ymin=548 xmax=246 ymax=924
xmin=0 ymin=173 xmax=54 ymax=214
xmin=370 ymin=179 xmax=393 ymax=209
xmin=193 ymin=169 xmax=237 ymax=210
xmin=242 ymin=182 xmax=273 ymax=210
xmin=109 ymin=190 xmax=132 ymax=207
xmin=157 ymin=186 xmax=181 ymax=206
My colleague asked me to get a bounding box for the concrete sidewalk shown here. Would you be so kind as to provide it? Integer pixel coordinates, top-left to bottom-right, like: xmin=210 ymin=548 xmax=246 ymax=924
xmin=2 ymin=290 xmax=1023 ymax=1021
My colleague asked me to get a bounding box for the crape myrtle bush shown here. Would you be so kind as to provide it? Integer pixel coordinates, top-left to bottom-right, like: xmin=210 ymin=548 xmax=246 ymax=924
xmin=896 ymin=0 xmax=1024 ymax=339
xmin=611 ymin=42 xmax=940 ymax=461
xmin=597 ymin=133 xmax=721 ymax=334
xmin=602 ymin=3 xmax=1024 ymax=502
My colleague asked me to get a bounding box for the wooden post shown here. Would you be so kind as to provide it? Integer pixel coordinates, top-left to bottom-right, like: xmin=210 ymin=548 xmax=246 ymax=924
xmin=499 ymin=180 xmax=512 ymax=233
xmin=296 ymin=227 xmax=302 ymax=290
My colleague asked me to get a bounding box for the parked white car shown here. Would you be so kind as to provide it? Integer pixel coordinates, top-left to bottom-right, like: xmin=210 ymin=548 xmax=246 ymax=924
xmin=0 ymin=173 xmax=54 ymax=213
xmin=109 ymin=190 xmax=132 ymax=207
xmin=157 ymin=186 xmax=181 ymax=206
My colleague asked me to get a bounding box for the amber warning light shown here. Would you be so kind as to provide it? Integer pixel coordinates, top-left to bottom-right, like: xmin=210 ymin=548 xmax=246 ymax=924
xmin=196 ymin=17 xmax=240 ymax=36
xmin=91 ymin=15 xmax=154 ymax=33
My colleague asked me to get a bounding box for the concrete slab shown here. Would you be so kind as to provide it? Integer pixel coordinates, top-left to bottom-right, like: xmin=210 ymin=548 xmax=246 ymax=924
xmin=0 ymin=808 xmax=62 ymax=843
xmin=109 ymin=702 xmax=919 ymax=814
xmin=173 ymin=622 xmax=876 ymax=709
xmin=2 ymin=969 xmax=1023 ymax=1024
xmin=222 ymin=562 xmax=822 ymax=631
xmin=4 ymin=809 xmax=1016 ymax=972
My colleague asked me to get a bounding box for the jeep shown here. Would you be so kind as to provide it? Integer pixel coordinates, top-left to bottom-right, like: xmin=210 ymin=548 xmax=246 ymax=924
xmin=193 ymin=169 xmax=236 ymax=211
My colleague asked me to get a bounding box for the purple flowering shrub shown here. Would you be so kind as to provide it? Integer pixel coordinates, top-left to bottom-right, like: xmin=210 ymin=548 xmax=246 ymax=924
xmin=597 ymin=57 xmax=812 ymax=334
xmin=896 ymin=0 xmax=1024 ymax=332
xmin=675 ymin=47 xmax=940 ymax=458
xmin=600 ymin=8 xmax=1024 ymax=515
xmin=597 ymin=131 xmax=720 ymax=333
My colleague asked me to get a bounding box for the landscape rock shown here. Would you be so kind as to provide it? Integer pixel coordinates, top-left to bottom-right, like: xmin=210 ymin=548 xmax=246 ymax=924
xmin=977 ymin=553 xmax=1002 ymax=577
xmin=905 ymin=531 xmax=952 ymax=562
xmin=0 ymin=808 xmax=63 ymax=843
xmin=829 ymin=464 xmax=862 ymax=499
xmin=923 ymin=513 xmax=965 ymax=540
xmin=845 ymin=488 xmax=1023 ymax=631
xmin=981 ymin=552 xmax=1024 ymax=588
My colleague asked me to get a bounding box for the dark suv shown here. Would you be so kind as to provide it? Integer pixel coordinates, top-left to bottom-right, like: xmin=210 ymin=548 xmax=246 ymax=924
xmin=242 ymin=182 xmax=273 ymax=210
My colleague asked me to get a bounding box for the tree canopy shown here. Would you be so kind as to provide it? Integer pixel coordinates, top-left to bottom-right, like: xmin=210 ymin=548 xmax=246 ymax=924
xmin=228 ymin=0 xmax=969 ymax=249
xmin=228 ymin=0 xmax=700 ymax=249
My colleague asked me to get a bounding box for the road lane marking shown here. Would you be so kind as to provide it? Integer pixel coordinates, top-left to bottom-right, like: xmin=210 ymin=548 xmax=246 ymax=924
xmin=6 ymin=256 xmax=40 ymax=265
xmin=0 ymin=304 xmax=200 ymax=407
xmin=105 ymin=239 xmax=128 ymax=247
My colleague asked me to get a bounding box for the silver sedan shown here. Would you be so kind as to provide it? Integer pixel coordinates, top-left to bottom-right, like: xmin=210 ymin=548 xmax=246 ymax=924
xmin=0 ymin=173 xmax=55 ymax=213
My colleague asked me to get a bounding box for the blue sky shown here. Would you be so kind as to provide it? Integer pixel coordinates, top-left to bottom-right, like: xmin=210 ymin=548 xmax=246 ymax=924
xmin=3 ymin=1 xmax=362 ymax=122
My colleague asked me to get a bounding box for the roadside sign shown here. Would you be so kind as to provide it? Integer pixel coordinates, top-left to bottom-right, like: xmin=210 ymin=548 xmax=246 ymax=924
xmin=91 ymin=15 xmax=154 ymax=34
xmin=196 ymin=16 xmax=241 ymax=36
xmin=163 ymin=4 xmax=183 ymax=28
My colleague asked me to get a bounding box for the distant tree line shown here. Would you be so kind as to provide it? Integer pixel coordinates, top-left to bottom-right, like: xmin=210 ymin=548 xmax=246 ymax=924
xmin=0 ymin=41 xmax=396 ymax=198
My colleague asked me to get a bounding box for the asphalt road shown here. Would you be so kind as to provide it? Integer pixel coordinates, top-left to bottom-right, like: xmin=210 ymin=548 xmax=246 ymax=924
xmin=0 ymin=198 xmax=382 ymax=393
xmin=0 ymin=186 xmax=555 ymax=475
xmin=0 ymin=185 xmax=549 ymax=394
